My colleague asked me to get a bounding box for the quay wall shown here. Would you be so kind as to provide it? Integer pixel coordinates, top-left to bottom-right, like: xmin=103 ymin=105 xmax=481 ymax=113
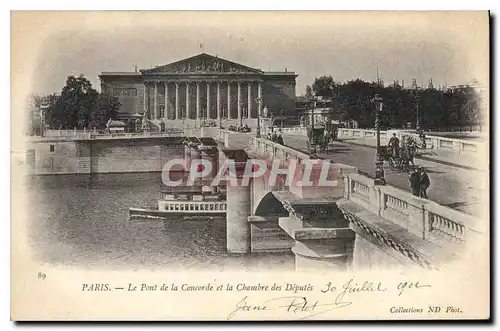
xmin=24 ymin=137 xmax=185 ymax=175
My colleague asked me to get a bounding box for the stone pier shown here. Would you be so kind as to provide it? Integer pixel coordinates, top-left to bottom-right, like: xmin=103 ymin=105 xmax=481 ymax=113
xmin=274 ymin=162 xmax=358 ymax=272
xmin=224 ymin=149 xmax=252 ymax=254
xmin=198 ymin=137 xmax=219 ymax=194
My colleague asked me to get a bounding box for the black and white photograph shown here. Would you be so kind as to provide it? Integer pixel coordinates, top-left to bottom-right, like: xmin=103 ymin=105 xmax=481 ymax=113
xmin=10 ymin=10 xmax=490 ymax=320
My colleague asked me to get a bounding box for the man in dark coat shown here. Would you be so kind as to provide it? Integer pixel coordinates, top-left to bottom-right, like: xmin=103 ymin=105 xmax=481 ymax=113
xmin=271 ymin=130 xmax=278 ymax=143
xmin=388 ymin=133 xmax=400 ymax=158
xmin=277 ymin=131 xmax=284 ymax=145
xmin=418 ymin=166 xmax=430 ymax=198
xmin=409 ymin=168 xmax=420 ymax=197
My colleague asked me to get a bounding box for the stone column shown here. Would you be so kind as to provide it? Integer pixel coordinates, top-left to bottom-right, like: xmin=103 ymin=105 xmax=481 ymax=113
xmin=186 ymin=82 xmax=190 ymax=119
xmin=227 ymin=81 xmax=232 ymax=119
xmin=175 ymin=83 xmax=180 ymax=119
xmin=258 ymin=81 xmax=262 ymax=116
xmin=164 ymin=82 xmax=169 ymax=121
xmin=196 ymin=82 xmax=201 ymax=120
xmin=226 ymin=160 xmax=251 ymax=253
xmin=237 ymin=81 xmax=242 ymax=121
xmin=247 ymin=82 xmax=252 ymax=119
xmin=153 ymin=81 xmax=158 ymax=120
xmin=217 ymin=82 xmax=221 ymax=119
xmin=143 ymin=83 xmax=147 ymax=114
xmin=206 ymin=82 xmax=211 ymax=119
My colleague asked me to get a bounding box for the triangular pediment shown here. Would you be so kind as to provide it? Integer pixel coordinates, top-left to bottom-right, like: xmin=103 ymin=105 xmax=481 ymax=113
xmin=142 ymin=53 xmax=263 ymax=74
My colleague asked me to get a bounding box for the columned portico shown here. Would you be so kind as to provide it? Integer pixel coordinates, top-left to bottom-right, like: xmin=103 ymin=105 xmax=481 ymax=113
xmin=144 ymin=79 xmax=263 ymax=122
xmin=103 ymin=53 xmax=298 ymax=125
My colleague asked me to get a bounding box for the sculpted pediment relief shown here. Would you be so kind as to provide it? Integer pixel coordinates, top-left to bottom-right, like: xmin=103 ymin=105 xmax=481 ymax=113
xmin=144 ymin=53 xmax=262 ymax=74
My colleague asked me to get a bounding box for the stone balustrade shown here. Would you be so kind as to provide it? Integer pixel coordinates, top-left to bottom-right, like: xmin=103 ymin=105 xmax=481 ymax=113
xmin=158 ymin=200 xmax=227 ymax=213
xmin=216 ymin=129 xmax=253 ymax=148
xmin=28 ymin=130 xmax=185 ymax=142
xmin=337 ymin=128 xmax=485 ymax=155
xmin=261 ymin=126 xmax=307 ymax=136
xmin=342 ymin=172 xmax=483 ymax=244
xmin=248 ymin=136 xmax=311 ymax=166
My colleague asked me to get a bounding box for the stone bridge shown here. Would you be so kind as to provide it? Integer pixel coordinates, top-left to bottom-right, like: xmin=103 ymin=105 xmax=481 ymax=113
xmin=200 ymin=132 xmax=486 ymax=272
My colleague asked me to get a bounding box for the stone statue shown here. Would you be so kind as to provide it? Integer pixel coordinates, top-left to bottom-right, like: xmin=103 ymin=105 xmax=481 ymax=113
xmin=263 ymin=106 xmax=269 ymax=118
xmin=215 ymin=61 xmax=223 ymax=72
xmin=141 ymin=110 xmax=149 ymax=130
xmin=106 ymin=118 xmax=112 ymax=131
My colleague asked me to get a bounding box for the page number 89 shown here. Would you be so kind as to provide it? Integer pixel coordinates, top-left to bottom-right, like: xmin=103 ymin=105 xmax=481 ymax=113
xmin=37 ymin=272 xmax=46 ymax=280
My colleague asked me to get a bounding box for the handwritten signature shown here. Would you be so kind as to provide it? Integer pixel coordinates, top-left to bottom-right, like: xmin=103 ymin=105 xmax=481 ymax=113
xmin=226 ymin=278 xmax=431 ymax=320
xmin=227 ymin=295 xmax=352 ymax=320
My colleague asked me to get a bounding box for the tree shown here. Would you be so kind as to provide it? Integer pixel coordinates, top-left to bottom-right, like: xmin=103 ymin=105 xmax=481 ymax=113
xmin=48 ymin=75 xmax=97 ymax=129
xmin=90 ymin=93 xmax=120 ymax=129
xmin=312 ymin=75 xmax=335 ymax=98
xmin=47 ymin=74 xmax=120 ymax=129
xmin=306 ymin=75 xmax=481 ymax=130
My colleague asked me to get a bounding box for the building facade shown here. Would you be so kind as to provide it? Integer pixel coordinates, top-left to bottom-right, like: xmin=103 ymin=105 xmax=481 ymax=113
xmin=99 ymin=53 xmax=297 ymax=125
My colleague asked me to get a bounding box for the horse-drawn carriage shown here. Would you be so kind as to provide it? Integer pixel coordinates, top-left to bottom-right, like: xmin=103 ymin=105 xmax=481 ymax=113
xmin=306 ymin=126 xmax=325 ymax=153
xmin=381 ymin=133 xmax=423 ymax=171
xmin=380 ymin=146 xmax=412 ymax=171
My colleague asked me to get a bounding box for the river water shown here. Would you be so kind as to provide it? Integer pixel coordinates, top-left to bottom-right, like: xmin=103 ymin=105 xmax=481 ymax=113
xmin=27 ymin=173 xmax=294 ymax=271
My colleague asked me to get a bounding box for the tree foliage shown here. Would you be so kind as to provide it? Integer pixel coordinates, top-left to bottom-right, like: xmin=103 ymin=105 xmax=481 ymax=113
xmin=47 ymin=75 xmax=120 ymax=129
xmin=308 ymin=76 xmax=483 ymax=130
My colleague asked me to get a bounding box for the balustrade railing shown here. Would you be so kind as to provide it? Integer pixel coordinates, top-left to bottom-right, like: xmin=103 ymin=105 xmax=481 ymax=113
xmin=158 ymin=200 xmax=227 ymax=213
xmin=248 ymin=136 xmax=311 ymax=164
xmin=343 ymin=173 xmax=483 ymax=244
xmin=337 ymin=128 xmax=485 ymax=155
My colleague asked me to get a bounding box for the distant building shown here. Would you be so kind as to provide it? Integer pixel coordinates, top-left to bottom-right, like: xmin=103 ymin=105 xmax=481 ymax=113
xmin=99 ymin=53 xmax=298 ymax=126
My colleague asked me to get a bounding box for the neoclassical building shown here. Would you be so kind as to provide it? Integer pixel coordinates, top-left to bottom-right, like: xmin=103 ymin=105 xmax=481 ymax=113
xmin=99 ymin=53 xmax=298 ymax=126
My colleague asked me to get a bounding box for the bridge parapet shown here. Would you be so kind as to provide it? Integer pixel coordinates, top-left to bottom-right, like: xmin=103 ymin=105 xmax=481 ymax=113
xmin=337 ymin=128 xmax=487 ymax=155
xmin=338 ymin=172 xmax=484 ymax=269
xmin=216 ymin=129 xmax=253 ymax=149
xmin=342 ymin=172 xmax=483 ymax=243
xmin=248 ymin=136 xmax=310 ymax=165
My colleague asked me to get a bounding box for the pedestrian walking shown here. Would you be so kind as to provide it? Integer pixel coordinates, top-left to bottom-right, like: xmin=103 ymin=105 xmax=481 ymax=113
xmin=409 ymin=168 xmax=420 ymax=197
xmin=418 ymin=166 xmax=430 ymax=198
xmin=388 ymin=133 xmax=400 ymax=158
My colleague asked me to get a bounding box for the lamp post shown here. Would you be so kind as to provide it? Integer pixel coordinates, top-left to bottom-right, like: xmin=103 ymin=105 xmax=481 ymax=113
xmin=415 ymin=94 xmax=421 ymax=130
xmin=255 ymin=96 xmax=261 ymax=138
xmin=309 ymin=102 xmax=317 ymax=157
xmin=372 ymin=94 xmax=386 ymax=185
xmin=280 ymin=109 xmax=284 ymax=129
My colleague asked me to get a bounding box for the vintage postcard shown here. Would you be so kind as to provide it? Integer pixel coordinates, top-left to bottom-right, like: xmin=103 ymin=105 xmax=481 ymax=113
xmin=11 ymin=11 xmax=490 ymax=320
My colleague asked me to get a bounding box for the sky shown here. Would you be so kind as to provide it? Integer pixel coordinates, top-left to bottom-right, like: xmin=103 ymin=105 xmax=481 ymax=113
xmin=13 ymin=11 xmax=489 ymax=97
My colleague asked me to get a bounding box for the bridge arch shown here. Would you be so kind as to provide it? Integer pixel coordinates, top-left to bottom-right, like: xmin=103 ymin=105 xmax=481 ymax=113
xmin=254 ymin=191 xmax=289 ymax=217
